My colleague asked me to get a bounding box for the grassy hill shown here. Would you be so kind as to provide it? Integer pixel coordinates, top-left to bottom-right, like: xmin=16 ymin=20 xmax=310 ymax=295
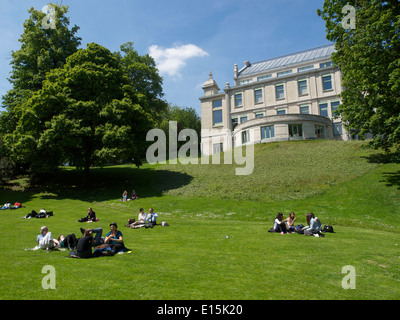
xmin=1 ymin=139 xmax=399 ymax=300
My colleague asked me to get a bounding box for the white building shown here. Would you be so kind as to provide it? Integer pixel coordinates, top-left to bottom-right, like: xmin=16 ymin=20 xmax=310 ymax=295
xmin=200 ymin=44 xmax=351 ymax=156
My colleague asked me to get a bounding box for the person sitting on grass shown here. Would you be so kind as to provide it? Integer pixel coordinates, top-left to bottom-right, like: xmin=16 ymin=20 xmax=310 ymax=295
xmin=303 ymin=213 xmax=323 ymax=237
xmin=102 ymin=222 xmax=127 ymax=255
xmin=131 ymin=189 xmax=140 ymax=200
xmin=78 ymin=207 xmax=98 ymax=223
xmin=122 ymin=190 xmax=128 ymax=202
xmin=37 ymin=226 xmax=57 ymax=253
xmin=128 ymin=208 xmax=147 ymax=229
xmin=273 ymin=212 xmax=290 ymax=234
xmin=284 ymin=212 xmax=297 ymax=233
xmin=69 ymin=229 xmax=94 ymax=259
xmin=145 ymin=208 xmax=158 ymax=228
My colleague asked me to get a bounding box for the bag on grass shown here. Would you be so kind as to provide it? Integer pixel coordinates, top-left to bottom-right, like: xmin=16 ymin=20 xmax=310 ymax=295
xmin=322 ymin=225 xmax=334 ymax=233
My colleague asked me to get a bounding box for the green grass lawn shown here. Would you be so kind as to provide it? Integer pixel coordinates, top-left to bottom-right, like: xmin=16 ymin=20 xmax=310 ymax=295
xmin=1 ymin=140 xmax=399 ymax=300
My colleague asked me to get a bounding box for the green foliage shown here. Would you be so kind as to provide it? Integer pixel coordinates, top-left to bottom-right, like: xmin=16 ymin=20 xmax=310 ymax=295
xmin=0 ymin=4 xmax=81 ymax=179
xmin=115 ymin=42 xmax=168 ymax=123
xmin=1 ymin=4 xmax=81 ymax=114
xmin=158 ymin=104 xmax=201 ymax=153
xmin=21 ymin=43 xmax=153 ymax=177
xmin=317 ymin=0 xmax=400 ymax=153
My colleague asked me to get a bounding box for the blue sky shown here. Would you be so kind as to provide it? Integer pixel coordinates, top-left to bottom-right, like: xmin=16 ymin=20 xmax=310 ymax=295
xmin=0 ymin=0 xmax=331 ymax=114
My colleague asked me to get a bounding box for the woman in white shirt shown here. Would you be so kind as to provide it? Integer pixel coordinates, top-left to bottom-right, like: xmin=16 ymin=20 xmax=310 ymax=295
xmin=273 ymin=212 xmax=290 ymax=234
xmin=129 ymin=208 xmax=146 ymax=229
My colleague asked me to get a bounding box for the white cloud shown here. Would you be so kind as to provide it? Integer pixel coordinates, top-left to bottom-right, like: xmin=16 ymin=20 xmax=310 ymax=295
xmin=149 ymin=44 xmax=209 ymax=77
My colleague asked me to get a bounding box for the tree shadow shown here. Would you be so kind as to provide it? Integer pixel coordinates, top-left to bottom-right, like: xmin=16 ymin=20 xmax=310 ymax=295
xmin=1 ymin=165 xmax=193 ymax=203
xmin=362 ymin=152 xmax=400 ymax=164
xmin=381 ymin=171 xmax=400 ymax=190
xmin=361 ymin=152 xmax=400 ymax=190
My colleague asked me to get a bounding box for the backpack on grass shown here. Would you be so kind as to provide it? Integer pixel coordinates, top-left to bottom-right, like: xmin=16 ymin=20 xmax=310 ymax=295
xmin=322 ymin=225 xmax=334 ymax=233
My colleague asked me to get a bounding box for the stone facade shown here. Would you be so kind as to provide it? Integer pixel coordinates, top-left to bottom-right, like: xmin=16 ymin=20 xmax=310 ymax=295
xmin=200 ymin=44 xmax=350 ymax=156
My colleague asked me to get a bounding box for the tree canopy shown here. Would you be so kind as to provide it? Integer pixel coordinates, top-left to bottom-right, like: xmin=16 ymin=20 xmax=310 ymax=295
xmin=2 ymin=43 xmax=153 ymax=179
xmin=115 ymin=42 xmax=168 ymax=124
xmin=1 ymin=4 xmax=81 ymax=115
xmin=317 ymin=0 xmax=400 ymax=153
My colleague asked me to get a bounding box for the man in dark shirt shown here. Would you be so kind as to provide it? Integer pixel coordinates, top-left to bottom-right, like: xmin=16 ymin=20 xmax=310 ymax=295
xmin=75 ymin=230 xmax=94 ymax=258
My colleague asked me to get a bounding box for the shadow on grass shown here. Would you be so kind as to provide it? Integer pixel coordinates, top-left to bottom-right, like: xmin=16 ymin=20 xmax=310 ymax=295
xmin=362 ymin=152 xmax=400 ymax=164
xmin=1 ymin=165 xmax=193 ymax=203
xmin=362 ymin=152 xmax=400 ymax=190
xmin=381 ymin=171 xmax=400 ymax=190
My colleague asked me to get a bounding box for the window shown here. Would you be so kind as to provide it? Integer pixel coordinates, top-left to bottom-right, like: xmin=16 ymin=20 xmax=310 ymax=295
xmin=298 ymin=65 xmax=314 ymax=73
xmin=275 ymin=84 xmax=285 ymax=100
xmin=235 ymin=93 xmax=243 ymax=107
xmin=242 ymin=131 xmax=249 ymax=144
xmin=277 ymin=108 xmax=286 ymax=115
xmin=319 ymin=103 xmax=329 ymax=117
xmin=240 ymin=116 xmax=248 ymax=123
xmin=213 ymin=100 xmax=222 ymax=109
xmin=258 ymin=75 xmax=272 ymax=81
xmin=289 ymin=124 xmax=303 ymax=138
xmin=231 ymin=117 xmax=238 ymax=129
xmin=239 ymin=79 xmax=252 ymax=85
xmin=261 ymin=126 xmax=275 ymax=140
xmin=298 ymin=79 xmax=308 ymax=95
xmin=322 ymin=75 xmax=333 ymax=91
xmin=277 ymin=70 xmax=292 ymax=77
xmin=254 ymin=88 xmax=263 ymax=104
xmin=315 ymin=125 xmax=325 ymax=139
xmin=213 ymin=110 xmax=223 ymax=126
xmin=213 ymin=143 xmax=223 ymax=154
xmin=331 ymin=101 xmax=340 ymax=117
xmin=255 ymin=112 xmax=264 ymax=119
xmin=300 ymin=105 xmax=309 ymax=114
xmin=334 ymin=123 xmax=343 ymax=137
xmin=320 ymin=61 xmax=334 ymax=68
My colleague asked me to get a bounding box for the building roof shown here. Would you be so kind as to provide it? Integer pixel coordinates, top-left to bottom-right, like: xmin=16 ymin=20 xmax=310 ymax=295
xmin=237 ymin=44 xmax=336 ymax=77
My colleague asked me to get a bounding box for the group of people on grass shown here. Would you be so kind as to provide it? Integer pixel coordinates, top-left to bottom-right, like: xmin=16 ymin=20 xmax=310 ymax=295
xmin=122 ymin=189 xmax=140 ymax=202
xmin=1 ymin=202 xmax=24 ymax=210
xmin=272 ymin=212 xmax=323 ymax=237
xmin=34 ymin=207 xmax=161 ymax=258
xmin=125 ymin=207 xmax=159 ymax=229
xmin=36 ymin=221 xmax=129 ymax=258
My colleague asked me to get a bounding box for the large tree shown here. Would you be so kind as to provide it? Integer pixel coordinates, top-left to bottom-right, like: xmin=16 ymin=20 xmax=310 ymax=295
xmin=0 ymin=4 xmax=81 ymax=175
xmin=317 ymin=0 xmax=400 ymax=153
xmin=2 ymin=43 xmax=153 ymax=179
